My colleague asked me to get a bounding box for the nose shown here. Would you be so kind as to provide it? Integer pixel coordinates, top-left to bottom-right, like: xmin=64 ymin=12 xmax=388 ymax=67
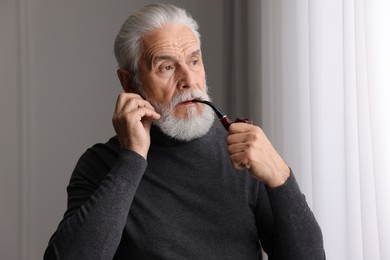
xmin=177 ymin=65 xmax=197 ymax=90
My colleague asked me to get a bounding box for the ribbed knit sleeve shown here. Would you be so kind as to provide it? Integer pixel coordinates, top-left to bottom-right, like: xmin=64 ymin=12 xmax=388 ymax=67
xmin=44 ymin=147 xmax=147 ymax=260
xmin=258 ymin=173 xmax=325 ymax=259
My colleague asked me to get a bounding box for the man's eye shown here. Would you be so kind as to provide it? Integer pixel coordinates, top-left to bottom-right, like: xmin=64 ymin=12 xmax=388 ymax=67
xmin=191 ymin=59 xmax=199 ymax=66
xmin=161 ymin=65 xmax=174 ymax=72
xmin=189 ymin=59 xmax=202 ymax=71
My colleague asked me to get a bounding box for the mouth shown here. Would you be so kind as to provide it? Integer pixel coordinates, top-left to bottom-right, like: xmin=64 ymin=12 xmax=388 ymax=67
xmin=177 ymin=98 xmax=200 ymax=106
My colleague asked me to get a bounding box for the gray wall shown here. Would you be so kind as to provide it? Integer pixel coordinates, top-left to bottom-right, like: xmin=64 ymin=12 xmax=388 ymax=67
xmin=0 ymin=1 xmax=224 ymax=259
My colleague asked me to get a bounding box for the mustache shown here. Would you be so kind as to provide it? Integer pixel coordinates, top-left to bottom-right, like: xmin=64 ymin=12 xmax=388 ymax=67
xmin=171 ymin=90 xmax=210 ymax=107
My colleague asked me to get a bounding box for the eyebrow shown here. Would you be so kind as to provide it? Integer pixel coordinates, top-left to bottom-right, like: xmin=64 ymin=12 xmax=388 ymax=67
xmin=151 ymin=49 xmax=201 ymax=66
xmin=153 ymin=55 xmax=173 ymax=64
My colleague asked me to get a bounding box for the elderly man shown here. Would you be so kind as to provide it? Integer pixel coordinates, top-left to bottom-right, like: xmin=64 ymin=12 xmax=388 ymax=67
xmin=44 ymin=4 xmax=324 ymax=259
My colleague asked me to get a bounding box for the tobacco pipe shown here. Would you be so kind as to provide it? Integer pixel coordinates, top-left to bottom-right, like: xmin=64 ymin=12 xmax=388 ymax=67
xmin=191 ymin=99 xmax=252 ymax=131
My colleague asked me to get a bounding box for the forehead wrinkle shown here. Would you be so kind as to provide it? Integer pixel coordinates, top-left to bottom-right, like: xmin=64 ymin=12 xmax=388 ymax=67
xmin=143 ymin=39 xmax=201 ymax=69
xmin=141 ymin=23 xmax=200 ymax=61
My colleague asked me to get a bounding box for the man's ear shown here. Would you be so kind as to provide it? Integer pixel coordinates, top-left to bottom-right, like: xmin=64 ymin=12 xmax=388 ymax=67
xmin=117 ymin=68 xmax=135 ymax=93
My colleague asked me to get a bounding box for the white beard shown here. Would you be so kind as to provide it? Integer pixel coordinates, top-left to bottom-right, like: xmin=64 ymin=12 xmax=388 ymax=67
xmin=149 ymin=89 xmax=215 ymax=142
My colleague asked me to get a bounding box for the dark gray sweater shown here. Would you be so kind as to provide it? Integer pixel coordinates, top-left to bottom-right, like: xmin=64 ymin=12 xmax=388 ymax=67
xmin=44 ymin=126 xmax=324 ymax=259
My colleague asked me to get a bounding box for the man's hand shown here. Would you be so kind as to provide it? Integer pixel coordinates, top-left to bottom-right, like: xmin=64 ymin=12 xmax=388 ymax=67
xmin=227 ymin=123 xmax=290 ymax=188
xmin=112 ymin=93 xmax=161 ymax=159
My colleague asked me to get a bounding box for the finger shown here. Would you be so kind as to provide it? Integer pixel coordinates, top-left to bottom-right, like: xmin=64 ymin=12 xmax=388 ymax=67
xmin=112 ymin=106 xmax=160 ymax=132
xmin=126 ymin=106 xmax=161 ymax=123
xmin=120 ymin=98 xmax=155 ymax=116
xmin=115 ymin=95 xmax=156 ymax=118
xmin=114 ymin=92 xmax=150 ymax=114
xmin=138 ymin=107 xmax=161 ymax=121
xmin=227 ymin=142 xmax=250 ymax=155
xmin=115 ymin=93 xmax=136 ymax=114
xmin=230 ymin=152 xmax=251 ymax=170
xmin=227 ymin=127 xmax=264 ymax=148
xmin=228 ymin=122 xmax=253 ymax=134
xmin=226 ymin=132 xmax=247 ymax=146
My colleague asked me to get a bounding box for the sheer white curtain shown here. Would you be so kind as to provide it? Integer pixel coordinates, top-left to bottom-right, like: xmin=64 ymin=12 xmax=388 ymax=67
xmin=255 ymin=0 xmax=390 ymax=259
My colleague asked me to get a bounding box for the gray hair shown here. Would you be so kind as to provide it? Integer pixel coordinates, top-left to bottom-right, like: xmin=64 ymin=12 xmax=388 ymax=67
xmin=114 ymin=4 xmax=201 ymax=92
